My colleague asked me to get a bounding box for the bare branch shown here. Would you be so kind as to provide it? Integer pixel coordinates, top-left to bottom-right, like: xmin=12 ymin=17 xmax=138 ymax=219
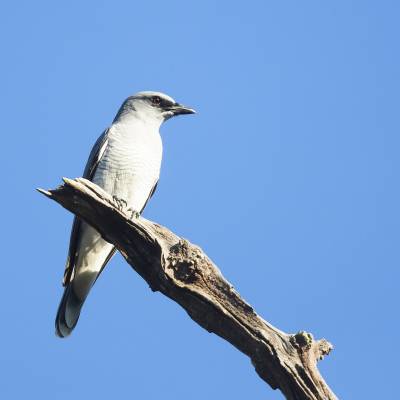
xmin=38 ymin=178 xmax=337 ymax=400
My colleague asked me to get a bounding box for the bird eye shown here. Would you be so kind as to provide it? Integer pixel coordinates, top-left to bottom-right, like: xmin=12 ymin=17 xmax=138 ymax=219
xmin=151 ymin=96 xmax=161 ymax=106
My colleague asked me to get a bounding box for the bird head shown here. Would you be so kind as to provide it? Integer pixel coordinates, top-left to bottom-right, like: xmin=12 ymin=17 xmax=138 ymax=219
xmin=115 ymin=91 xmax=195 ymax=124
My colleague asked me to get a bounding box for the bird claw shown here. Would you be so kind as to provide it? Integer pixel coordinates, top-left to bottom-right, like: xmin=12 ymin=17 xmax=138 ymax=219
xmin=112 ymin=196 xmax=128 ymax=211
xmin=112 ymin=196 xmax=140 ymax=220
xmin=127 ymin=208 xmax=141 ymax=220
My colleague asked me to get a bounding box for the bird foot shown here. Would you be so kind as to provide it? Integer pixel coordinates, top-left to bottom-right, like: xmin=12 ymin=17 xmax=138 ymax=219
xmin=127 ymin=208 xmax=141 ymax=220
xmin=112 ymin=195 xmax=128 ymax=211
xmin=112 ymin=196 xmax=140 ymax=220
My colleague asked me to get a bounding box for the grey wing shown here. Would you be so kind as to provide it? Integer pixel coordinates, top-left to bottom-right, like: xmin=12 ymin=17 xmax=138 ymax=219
xmin=140 ymin=181 xmax=158 ymax=213
xmin=82 ymin=128 xmax=110 ymax=179
xmin=62 ymin=128 xmax=111 ymax=286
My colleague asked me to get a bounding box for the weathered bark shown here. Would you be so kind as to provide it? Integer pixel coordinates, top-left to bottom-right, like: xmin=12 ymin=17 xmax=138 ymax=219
xmin=38 ymin=178 xmax=337 ymax=400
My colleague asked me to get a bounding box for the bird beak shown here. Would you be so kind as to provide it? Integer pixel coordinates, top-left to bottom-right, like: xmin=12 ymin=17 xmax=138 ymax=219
xmin=168 ymin=103 xmax=196 ymax=116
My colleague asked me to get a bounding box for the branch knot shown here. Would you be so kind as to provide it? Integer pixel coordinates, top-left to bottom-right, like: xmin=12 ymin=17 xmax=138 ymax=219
xmin=166 ymin=239 xmax=203 ymax=283
xmin=290 ymin=331 xmax=314 ymax=351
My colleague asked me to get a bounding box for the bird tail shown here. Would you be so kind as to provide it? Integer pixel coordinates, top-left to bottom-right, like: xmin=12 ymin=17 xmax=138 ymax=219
xmin=55 ymin=246 xmax=117 ymax=338
xmin=55 ymin=283 xmax=85 ymax=338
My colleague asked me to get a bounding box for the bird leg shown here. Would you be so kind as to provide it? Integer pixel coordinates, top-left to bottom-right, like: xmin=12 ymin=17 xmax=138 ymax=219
xmin=112 ymin=196 xmax=140 ymax=220
xmin=112 ymin=195 xmax=128 ymax=210
xmin=126 ymin=208 xmax=140 ymax=220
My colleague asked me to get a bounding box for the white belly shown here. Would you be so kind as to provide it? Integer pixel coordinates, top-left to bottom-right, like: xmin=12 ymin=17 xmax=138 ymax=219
xmin=92 ymin=121 xmax=162 ymax=212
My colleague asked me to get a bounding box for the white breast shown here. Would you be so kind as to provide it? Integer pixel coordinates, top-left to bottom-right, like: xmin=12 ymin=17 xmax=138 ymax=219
xmin=92 ymin=118 xmax=163 ymax=213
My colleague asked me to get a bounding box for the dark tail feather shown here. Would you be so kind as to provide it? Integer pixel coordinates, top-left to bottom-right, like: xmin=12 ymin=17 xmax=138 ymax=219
xmin=55 ymin=284 xmax=84 ymax=338
xmin=56 ymin=248 xmax=117 ymax=338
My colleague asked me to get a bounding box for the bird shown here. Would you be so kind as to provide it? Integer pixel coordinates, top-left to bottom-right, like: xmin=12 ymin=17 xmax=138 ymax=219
xmin=55 ymin=91 xmax=195 ymax=337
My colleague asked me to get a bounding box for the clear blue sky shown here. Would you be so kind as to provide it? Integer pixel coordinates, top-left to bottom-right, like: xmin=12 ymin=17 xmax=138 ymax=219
xmin=1 ymin=1 xmax=398 ymax=398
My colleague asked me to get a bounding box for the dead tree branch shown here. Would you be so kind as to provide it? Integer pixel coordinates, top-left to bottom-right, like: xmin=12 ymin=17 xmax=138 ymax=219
xmin=38 ymin=178 xmax=337 ymax=400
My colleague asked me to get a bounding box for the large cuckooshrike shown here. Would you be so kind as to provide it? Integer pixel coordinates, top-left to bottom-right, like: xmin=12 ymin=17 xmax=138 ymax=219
xmin=56 ymin=91 xmax=195 ymax=337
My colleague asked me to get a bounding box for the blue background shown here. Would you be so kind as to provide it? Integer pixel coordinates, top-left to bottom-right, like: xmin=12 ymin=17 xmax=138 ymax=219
xmin=1 ymin=1 xmax=398 ymax=398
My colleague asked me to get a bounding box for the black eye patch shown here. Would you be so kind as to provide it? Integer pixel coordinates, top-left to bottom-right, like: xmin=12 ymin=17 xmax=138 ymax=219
xmin=150 ymin=96 xmax=174 ymax=109
xmin=151 ymin=96 xmax=161 ymax=106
